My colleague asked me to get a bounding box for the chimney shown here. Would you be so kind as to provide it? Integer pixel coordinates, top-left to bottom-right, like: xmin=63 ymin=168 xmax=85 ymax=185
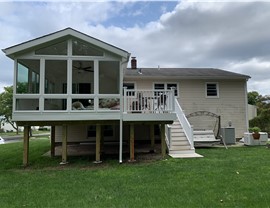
xmin=131 ymin=57 xmax=137 ymax=69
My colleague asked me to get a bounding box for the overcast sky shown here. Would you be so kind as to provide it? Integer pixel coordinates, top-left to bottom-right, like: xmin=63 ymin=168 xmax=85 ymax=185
xmin=1 ymin=0 xmax=270 ymax=95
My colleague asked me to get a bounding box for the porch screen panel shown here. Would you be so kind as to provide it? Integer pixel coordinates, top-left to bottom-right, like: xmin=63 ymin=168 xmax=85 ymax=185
xmin=72 ymin=61 xmax=94 ymax=94
xmin=45 ymin=60 xmax=67 ymax=94
xmin=17 ymin=59 xmax=40 ymax=94
xmin=16 ymin=99 xmax=39 ymax=110
xmin=44 ymin=99 xmax=67 ymax=110
xmin=99 ymin=61 xmax=120 ymax=94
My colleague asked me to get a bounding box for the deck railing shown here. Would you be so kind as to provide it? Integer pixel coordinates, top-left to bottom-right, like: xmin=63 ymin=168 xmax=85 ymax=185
xmin=123 ymin=89 xmax=175 ymax=114
xmin=174 ymin=98 xmax=194 ymax=149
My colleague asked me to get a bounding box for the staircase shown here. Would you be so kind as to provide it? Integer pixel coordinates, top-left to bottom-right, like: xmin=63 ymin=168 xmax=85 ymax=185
xmin=167 ymin=121 xmax=203 ymax=158
xmin=166 ymin=98 xmax=203 ymax=158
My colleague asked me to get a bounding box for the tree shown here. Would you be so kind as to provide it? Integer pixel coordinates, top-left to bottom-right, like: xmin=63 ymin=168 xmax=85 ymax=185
xmin=0 ymin=86 xmax=18 ymax=133
xmin=248 ymin=91 xmax=260 ymax=105
xmin=248 ymin=91 xmax=270 ymax=133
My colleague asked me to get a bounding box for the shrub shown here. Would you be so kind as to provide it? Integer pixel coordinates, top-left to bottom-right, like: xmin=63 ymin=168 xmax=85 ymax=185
xmin=248 ymin=126 xmax=261 ymax=133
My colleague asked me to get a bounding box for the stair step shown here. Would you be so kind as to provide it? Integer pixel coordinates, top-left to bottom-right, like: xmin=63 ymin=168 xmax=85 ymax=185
xmin=171 ymin=125 xmax=182 ymax=129
xmin=172 ymin=141 xmax=189 ymax=146
xmin=171 ymin=139 xmax=187 ymax=143
xmin=171 ymin=133 xmax=185 ymax=137
xmin=171 ymin=128 xmax=184 ymax=133
xmin=171 ymin=132 xmax=185 ymax=136
xmin=172 ymin=137 xmax=187 ymax=142
xmin=169 ymin=152 xmax=204 ymax=158
xmin=170 ymin=145 xmax=191 ymax=151
xmin=169 ymin=149 xmax=195 ymax=154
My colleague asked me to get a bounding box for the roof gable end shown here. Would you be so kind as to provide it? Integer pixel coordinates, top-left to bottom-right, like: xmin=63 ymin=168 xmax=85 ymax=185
xmin=3 ymin=27 xmax=129 ymax=59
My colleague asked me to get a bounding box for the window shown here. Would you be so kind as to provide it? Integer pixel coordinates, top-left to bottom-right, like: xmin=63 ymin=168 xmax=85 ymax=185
xmin=72 ymin=60 xmax=94 ymax=94
xmin=35 ymin=41 xmax=67 ymax=55
xmin=206 ymin=83 xmax=219 ymax=98
xmin=154 ymin=83 xmax=178 ymax=97
xmin=72 ymin=39 xmax=103 ymax=56
xmin=87 ymin=125 xmax=113 ymax=137
xmin=123 ymin=82 xmax=135 ymax=96
xmin=45 ymin=60 xmax=67 ymax=94
xmin=17 ymin=59 xmax=40 ymax=94
xmin=16 ymin=99 xmax=39 ymax=110
xmin=99 ymin=61 xmax=119 ymax=94
xmin=167 ymin=83 xmax=178 ymax=96
xmin=44 ymin=99 xmax=67 ymax=110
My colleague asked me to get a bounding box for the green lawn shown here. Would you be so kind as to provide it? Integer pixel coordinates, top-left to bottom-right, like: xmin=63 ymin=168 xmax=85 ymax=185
xmin=0 ymin=130 xmax=50 ymax=137
xmin=0 ymin=138 xmax=270 ymax=207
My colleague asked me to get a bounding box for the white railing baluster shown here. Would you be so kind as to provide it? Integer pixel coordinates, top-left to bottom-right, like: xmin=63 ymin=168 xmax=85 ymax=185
xmin=123 ymin=89 xmax=174 ymax=114
xmin=123 ymin=87 xmax=127 ymax=113
xmin=174 ymin=99 xmax=194 ymax=149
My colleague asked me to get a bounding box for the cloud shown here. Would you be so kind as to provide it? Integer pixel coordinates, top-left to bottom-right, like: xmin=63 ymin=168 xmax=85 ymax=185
xmin=1 ymin=1 xmax=270 ymax=96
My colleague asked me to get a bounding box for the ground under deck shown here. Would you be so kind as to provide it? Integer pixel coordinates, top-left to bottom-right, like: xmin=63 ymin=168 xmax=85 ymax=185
xmin=44 ymin=142 xmax=164 ymax=161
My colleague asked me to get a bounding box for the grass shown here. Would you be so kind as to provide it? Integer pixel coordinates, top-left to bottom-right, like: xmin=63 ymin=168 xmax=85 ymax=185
xmin=0 ymin=130 xmax=50 ymax=137
xmin=1 ymin=138 xmax=270 ymax=207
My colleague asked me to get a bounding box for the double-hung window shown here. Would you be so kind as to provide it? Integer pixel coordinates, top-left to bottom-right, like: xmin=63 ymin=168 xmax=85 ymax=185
xmin=206 ymin=82 xmax=219 ymax=98
xmin=123 ymin=82 xmax=135 ymax=96
xmin=154 ymin=83 xmax=178 ymax=97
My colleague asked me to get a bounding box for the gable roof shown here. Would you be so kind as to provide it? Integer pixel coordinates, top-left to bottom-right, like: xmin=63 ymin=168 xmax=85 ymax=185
xmin=3 ymin=27 xmax=130 ymax=59
xmin=124 ymin=68 xmax=250 ymax=80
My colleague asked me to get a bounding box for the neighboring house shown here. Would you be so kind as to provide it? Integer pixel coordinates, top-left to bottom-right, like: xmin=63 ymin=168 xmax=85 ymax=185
xmin=0 ymin=116 xmax=15 ymax=132
xmin=0 ymin=122 xmax=16 ymax=132
xmin=248 ymin=104 xmax=258 ymax=120
xmin=2 ymin=28 xmax=250 ymax=166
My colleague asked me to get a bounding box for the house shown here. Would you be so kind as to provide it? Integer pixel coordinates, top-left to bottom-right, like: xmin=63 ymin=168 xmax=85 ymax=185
xmin=2 ymin=28 xmax=250 ymax=166
xmin=248 ymin=104 xmax=257 ymax=120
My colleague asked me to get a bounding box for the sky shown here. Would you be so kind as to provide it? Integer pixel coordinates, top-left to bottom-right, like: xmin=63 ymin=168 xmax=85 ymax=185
xmin=1 ymin=0 xmax=270 ymax=95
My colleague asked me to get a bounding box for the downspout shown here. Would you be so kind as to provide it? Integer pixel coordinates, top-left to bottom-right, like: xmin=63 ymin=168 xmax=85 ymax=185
xmin=119 ymin=54 xmax=131 ymax=163
xmin=244 ymin=79 xmax=249 ymax=132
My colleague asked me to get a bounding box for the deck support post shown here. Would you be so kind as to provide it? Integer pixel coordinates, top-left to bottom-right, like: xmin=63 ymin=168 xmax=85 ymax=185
xmin=50 ymin=126 xmax=55 ymax=157
xmin=94 ymin=124 xmax=102 ymax=164
xmin=161 ymin=124 xmax=166 ymax=158
xmin=150 ymin=124 xmax=155 ymax=153
xmin=100 ymin=125 xmax=104 ymax=155
xmin=60 ymin=125 xmax=68 ymax=165
xmin=23 ymin=126 xmax=30 ymax=167
xmin=129 ymin=124 xmax=135 ymax=162
xmin=119 ymin=120 xmax=123 ymax=163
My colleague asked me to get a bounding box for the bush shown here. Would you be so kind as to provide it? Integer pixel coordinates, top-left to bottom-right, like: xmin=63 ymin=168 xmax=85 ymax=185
xmin=248 ymin=126 xmax=261 ymax=133
xmin=250 ymin=109 xmax=270 ymax=132
xmin=38 ymin=126 xmax=49 ymax=131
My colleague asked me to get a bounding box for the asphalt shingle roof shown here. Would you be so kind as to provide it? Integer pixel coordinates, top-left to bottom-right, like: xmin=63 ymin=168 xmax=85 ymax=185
xmin=124 ymin=68 xmax=250 ymax=80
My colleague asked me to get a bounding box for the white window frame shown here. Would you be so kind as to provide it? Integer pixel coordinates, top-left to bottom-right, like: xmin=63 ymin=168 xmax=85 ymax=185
xmin=153 ymin=82 xmax=179 ymax=97
xmin=205 ymin=82 xmax=219 ymax=98
xmin=123 ymin=82 xmax=136 ymax=97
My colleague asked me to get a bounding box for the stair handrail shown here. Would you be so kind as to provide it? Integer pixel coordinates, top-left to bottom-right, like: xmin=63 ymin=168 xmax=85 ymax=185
xmin=165 ymin=124 xmax=172 ymax=149
xmin=174 ymin=98 xmax=194 ymax=149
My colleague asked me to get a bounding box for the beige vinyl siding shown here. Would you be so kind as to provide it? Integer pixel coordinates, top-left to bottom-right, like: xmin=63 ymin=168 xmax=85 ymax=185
xmin=179 ymin=79 xmax=247 ymax=138
xmin=55 ymin=125 xmax=87 ymax=142
xmin=55 ymin=124 xmax=120 ymax=143
xmin=126 ymin=78 xmax=247 ymax=138
xmin=55 ymin=124 xmax=151 ymax=143
xmin=131 ymin=79 xmax=153 ymax=90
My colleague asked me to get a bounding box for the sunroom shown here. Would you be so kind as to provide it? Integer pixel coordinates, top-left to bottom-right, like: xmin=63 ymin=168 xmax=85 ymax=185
xmin=3 ymin=28 xmax=181 ymax=166
xmin=4 ymin=28 xmax=129 ymax=121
